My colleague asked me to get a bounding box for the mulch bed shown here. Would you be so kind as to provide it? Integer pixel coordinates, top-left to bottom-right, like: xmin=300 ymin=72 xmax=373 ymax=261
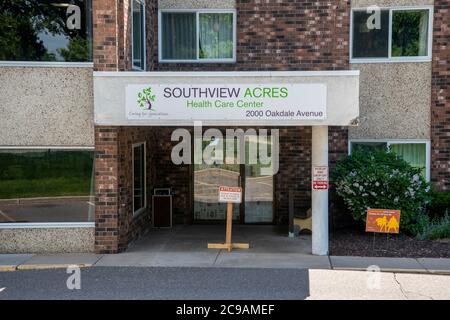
xmin=329 ymin=228 xmax=450 ymax=258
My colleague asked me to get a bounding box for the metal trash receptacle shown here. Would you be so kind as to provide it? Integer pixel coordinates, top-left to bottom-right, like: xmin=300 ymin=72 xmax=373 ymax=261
xmin=152 ymin=188 xmax=172 ymax=228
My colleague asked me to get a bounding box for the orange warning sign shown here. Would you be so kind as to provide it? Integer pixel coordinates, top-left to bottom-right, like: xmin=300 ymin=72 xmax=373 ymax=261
xmin=365 ymin=209 xmax=401 ymax=234
xmin=218 ymin=186 xmax=242 ymax=203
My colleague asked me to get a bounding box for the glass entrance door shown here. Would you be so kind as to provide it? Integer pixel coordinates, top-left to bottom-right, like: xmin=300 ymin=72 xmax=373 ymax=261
xmin=193 ymin=138 xmax=240 ymax=221
xmin=193 ymin=164 xmax=240 ymax=221
xmin=244 ymin=166 xmax=274 ymax=223
xmin=193 ymin=135 xmax=274 ymax=223
xmin=244 ymin=135 xmax=274 ymax=223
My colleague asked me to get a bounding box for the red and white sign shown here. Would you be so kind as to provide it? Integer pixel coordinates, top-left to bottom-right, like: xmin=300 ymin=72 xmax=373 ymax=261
xmin=218 ymin=186 xmax=242 ymax=203
xmin=312 ymin=166 xmax=328 ymax=190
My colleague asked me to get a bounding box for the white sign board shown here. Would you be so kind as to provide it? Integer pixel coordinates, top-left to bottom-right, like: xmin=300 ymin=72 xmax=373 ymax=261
xmin=126 ymin=83 xmax=326 ymax=123
xmin=218 ymin=186 xmax=242 ymax=203
xmin=312 ymin=166 xmax=328 ymax=190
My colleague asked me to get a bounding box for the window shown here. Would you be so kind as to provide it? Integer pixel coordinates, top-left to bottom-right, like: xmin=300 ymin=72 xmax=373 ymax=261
xmin=199 ymin=13 xmax=234 ymax=60
xmin=352 ymin=9 xmax=390 ymax=58
xmin=132 ymin=0 xmax=145 ymax=70
xmin=0 ymin=148 xmax=94 ymax=223
xmin=0 ymin=0 xmax=92 ymax=62
xmin=133 ymin=142 xmax=146 ymax=215
xmin=351 ymin=7 xmax=432 ymax=62
xmin=349 ymin=140 xmax=430 ymax=180
xmin=391 ymin=9 xmax=430 ymax=57
xmin=159 ymin=10 xmax=235 ymax=62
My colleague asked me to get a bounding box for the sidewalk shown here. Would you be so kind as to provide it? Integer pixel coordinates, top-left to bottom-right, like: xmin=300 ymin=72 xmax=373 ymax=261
xmin=1 ymin=252 xmax=450 ymax=275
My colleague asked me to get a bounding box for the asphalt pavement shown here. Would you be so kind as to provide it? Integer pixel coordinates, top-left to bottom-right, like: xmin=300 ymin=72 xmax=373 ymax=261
xmin=1 ymin=266 xmax=449 ymax=300
xmin=0 ymin=267 xmax=310 ymax=300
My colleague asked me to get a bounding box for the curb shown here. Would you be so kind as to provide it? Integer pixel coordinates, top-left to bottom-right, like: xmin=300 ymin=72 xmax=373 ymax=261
xmin=17 ymin=263 xmax=92 ymax=270
xmin=0 ymin=266 xmax=16 ymax=272
xmin=331 ymin=266 xmax=450 ymax=276
xmin=0 ymin=264 xmax=93 ymax=271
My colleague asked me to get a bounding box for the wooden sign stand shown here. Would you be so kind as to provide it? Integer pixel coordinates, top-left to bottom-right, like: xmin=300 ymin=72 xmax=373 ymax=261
xmin=208 ymin=202 xmax=249 ymax=252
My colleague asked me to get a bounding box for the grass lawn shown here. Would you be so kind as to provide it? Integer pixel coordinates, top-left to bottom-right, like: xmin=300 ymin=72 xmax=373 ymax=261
xmin=0 ymin=150 xmax=94 ymax=199
xmin=0 ymin=177 xmax=91 ymax=199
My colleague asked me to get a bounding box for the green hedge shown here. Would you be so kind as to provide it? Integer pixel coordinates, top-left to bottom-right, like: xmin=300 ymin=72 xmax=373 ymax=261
xmin=331 ymin=148 xmax=431 ymax=234
xmin=428 ymin=191 xmax=450 ymax=218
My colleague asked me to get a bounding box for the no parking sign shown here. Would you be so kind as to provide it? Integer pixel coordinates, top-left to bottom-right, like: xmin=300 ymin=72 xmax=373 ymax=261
xmin=312 ymin=166 xmax=328 ymax=190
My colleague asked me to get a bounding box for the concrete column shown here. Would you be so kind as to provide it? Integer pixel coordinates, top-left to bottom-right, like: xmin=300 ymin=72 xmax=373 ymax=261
xmin=311 ymin=126 xmax=329 ymax=255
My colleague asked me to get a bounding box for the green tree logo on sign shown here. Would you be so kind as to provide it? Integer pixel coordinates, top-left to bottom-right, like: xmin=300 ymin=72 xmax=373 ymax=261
xmin=137 ymin=87 xmax=156 ymax=111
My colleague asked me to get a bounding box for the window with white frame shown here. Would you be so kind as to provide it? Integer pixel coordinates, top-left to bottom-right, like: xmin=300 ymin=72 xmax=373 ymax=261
xmin=351 ymin=7 xmax=432 ymax=62
xmin=133 ymin=142 xmax=146 ymax=215
xmin=132 ymin=0 xmax=145 ymax=70
xmin=349 ymin=140 xmax=430 ymax=180
xmin=0 ymin=148 xmax=95 ymax=223
xmin=159 ymin=10 xmax=235 ymax=62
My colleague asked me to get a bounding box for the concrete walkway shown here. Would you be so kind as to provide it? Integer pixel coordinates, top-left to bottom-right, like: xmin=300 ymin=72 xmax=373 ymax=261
xmin=1 ymin=225 xmax=449 ymax=274
xmin=1 ymin=253 xmax=450 ymax=274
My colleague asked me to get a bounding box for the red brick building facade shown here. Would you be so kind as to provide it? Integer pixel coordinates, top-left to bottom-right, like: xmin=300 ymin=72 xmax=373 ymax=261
xmin=431 ymin=0 xmax=450 ymax=191
xmin=93 ymin=0 xmax=447 ymax=254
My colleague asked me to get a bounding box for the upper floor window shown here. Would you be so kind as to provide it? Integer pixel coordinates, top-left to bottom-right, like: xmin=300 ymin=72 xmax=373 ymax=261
xmin=159 ymin=10 xmax=236 ymax=63
xmin=0 ymin=0 xmax=92 ymax=63
xmin=349 ymin=140 xmax=430 ymax=180
xmin=132 ymin=0 xmax=145 ymax=70
xmin=351 ymin=7 xmax=432 ymax=62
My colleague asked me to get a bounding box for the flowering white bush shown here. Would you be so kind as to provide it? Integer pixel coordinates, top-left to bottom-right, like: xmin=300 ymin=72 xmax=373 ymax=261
xmin=332 ymin=148 xmax=431 ymax=234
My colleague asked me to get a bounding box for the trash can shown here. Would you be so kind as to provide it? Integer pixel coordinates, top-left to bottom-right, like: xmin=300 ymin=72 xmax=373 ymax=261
xmin=152 ymin=188 xmax=172 ymax=228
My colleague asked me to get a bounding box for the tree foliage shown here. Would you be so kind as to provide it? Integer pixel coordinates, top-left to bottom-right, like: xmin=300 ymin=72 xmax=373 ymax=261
xmin=0 ymin=0 xmax=90 ymax=61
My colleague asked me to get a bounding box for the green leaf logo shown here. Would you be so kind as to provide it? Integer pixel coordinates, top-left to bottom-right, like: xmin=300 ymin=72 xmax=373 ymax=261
xmin=137 ymin=86 xmax=156 ymax=111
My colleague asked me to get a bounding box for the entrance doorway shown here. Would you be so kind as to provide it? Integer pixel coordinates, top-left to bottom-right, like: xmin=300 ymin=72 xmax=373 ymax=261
xmin=193 ymin=135 xmax=274 ymax=224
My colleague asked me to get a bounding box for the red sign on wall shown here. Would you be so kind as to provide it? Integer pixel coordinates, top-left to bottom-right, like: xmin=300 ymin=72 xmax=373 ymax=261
xmin=312 ymin=166 xmax=328 ymax=190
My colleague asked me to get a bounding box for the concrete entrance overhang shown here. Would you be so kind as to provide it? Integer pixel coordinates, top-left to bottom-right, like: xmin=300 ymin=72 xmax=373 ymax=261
xmin=93 ymin=71 xmax=360 ymax=255
xmin=93 ymin=71 xmax=359 ymax=127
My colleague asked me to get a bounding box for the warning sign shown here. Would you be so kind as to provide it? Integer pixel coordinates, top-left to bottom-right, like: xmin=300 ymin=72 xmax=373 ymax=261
xmin=218 ymin=186 xmax=242 ymax=203
xmin=366 ymin=209 xmax=401 ymax=234
xmin=312 ymin=166 xmax=328 ymax=190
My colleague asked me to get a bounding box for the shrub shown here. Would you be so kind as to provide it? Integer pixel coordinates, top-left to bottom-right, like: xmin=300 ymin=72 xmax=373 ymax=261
xmin=415 ymin=213 xmax=450 ymax=240
xmin=428 ymin=191 xmax=450 ymax=219
xmin=332 ymin=148 xmax=431 ymax=234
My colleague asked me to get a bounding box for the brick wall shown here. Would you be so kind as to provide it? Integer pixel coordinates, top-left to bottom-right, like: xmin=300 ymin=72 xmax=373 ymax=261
xmin=93 ymin=0 xmax=119 ymax=71
xmin=148 ymin=0 xmax=350 ymax=71
xmin=93 ymin=0 xmax=351 ymax=71
xmin=431 ymin=0 xmax=450 ymax=191
xmin=117 ymin=0 xmax=132 ymax=70
xmin=96 ymin=126 xmax=157 ymax=253
xmin=93 ymin=0 xmax=352 ymax=252
xmin=95 ymin=127 xmax=120 ymax=253
xmin=151 ymin=127 xmax=192 ymax=224
xmin=276 ymin=127 xmax=311 ymax=224
xmin=117 ymin=127 xmax=156 ymax=251
xmin=93 ymin=0 xmax=132 ymax=71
